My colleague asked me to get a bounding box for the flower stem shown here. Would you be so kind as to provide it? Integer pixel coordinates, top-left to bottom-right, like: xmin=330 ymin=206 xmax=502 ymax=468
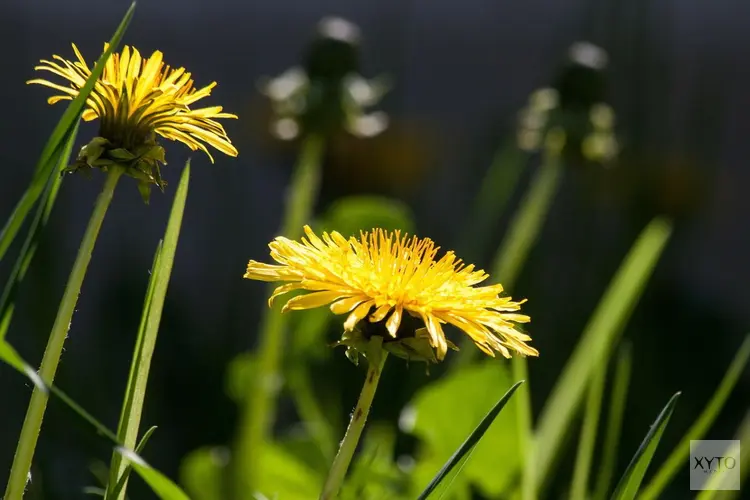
xmin=4 ymin=166 xmax=123 ymax=500
xmin=320 ymin=337 xmax=388 ymax=500
xmin=233 ymin=134 xmax=324 ymax=495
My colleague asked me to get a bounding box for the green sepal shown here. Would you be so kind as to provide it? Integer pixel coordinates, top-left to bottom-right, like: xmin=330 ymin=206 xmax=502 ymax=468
xmin=66 ymin=137 xmax=168 ymax=204
xmin=332 ymin=326 xmax=457 ymax=368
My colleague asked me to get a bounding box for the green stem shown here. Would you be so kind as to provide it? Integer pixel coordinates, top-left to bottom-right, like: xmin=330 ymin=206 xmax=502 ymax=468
xmin=513 ymin=356 xmax=535 ymax=500
xmin=453 ymin=132 xmax=564 ymax=368
xmin=288 ymin=367 xmax=337 ymax=461
xmin=320 ymin=337 xmax=387 ymax=500
xmin=5 ymin=166 xmax=123 ymax=500
xmin=233 ymin=135 xmax=324 ymax=495
xmin=593 ymin=343 xmax=632 ymax=500
xmin=569 ymin=357 xmax=606 ymax=500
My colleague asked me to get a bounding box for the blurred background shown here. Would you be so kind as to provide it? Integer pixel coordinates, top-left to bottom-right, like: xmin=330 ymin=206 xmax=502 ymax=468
xmin=1 ymin=0 xmax=749 ymax=498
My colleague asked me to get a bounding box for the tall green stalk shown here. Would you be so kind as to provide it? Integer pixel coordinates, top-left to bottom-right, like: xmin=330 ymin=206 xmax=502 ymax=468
xmin=453 ymin=131 xmax=565 ymax=500
xmin=320 ymin=337 xmax=388 ymax=500
xmin=5 ymin=166 xmax=123 ymax=500
xmin=107 ymin=164 xmax=191 ymax=500
xmin=234 ymin=135 xmax=325 ymax=495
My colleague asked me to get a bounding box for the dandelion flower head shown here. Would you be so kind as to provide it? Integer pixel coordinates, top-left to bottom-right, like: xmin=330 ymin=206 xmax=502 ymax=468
xmin=28 ymin=43 xmax=238 ymax=161
xmin=244 ymin=226 xmax=538 ymax=361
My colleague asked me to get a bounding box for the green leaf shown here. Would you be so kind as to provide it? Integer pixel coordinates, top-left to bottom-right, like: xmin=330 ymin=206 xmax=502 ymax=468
xmin=0 ymin=122 xmax=78 ymax=340
xmin=639 ymin=334 xmax=750 ymax=499
xmin=0 ymin=2 xmax=135 ymax=262
xmin=255 ymin=443 xmax=325 ymax=499
xmin=533 ymin=217 xmax=672 ymax=493
xmin=610 ymin=392 xmax=681 ymax=500
xmin=646 ymin=335 xmax=750 ymax=497
xmin=108 ymin=426 xmax=159 ymax=499
xmin=180 ymin=447 xmax=230 ymax=500
xmin=416 ymin=380 xmax=524 ymax=500
xmin=117 ymin=448 xmax=190 ymax=500
xmin=593 ymin=342 xmax=633 ymax=500
xmin=107 ymin=162 xmax=191 ymax=500
xmin=317 ymin=195 xmax=416 ymax=237
xmin=696 ymin=410 xmax=750 ymax=498
xmin=405 ymin=362 xmax=523 ymax=499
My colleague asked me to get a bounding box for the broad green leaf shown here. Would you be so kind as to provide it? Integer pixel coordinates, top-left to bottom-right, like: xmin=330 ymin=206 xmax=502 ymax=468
xmin=255 ymin=443 xmax=325 ymax=499
xmin=107 ymin=162 xmax=191 ymax=500
xmin=534 ymin=217 xmax=672 ymax=492
xmin=180 ymin=447 xmax=229 ymax=500
xmin=0 ymin=2 xmax=135 ymax=261
xmin=639 ymin=334 xmax=750 ymax=500
xmin=317 ymin=195 xmax=416 ymax=237
xmin=405 ymin=362 xmax=522 ymax=499
xmin=416 ymin=379 xmax=524 ymax=500
xmin=610 ymin=392 xmax=681 ymax=500
xmin=593 ymin=342 xmax=633 ymax=500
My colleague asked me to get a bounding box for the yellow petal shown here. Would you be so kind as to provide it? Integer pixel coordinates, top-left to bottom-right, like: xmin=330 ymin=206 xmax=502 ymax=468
xmin=385 ymin=304 xmax=403 ymax=337
xmin=344 ymin=300 xmax=374 ymax=331
xmin=281 ymin=290 xmax=344 ymax=313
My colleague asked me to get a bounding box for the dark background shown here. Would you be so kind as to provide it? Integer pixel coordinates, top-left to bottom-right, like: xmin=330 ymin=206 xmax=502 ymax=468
xmin=1 ymin=0 xmax=749 ymax=498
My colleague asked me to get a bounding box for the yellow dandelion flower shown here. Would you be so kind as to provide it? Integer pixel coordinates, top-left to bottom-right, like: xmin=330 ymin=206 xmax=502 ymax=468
xmin=244 ymin=225 xmax=538 ymax=361
xmin=28 ymin=43 xmax=238 ymax=198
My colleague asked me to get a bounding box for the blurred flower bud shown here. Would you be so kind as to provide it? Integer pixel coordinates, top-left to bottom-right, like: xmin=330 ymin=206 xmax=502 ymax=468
xmin=516 ymin=42 xmax=618 ymax=166
xmin=260 ymin=17 xmax=389 ymax=141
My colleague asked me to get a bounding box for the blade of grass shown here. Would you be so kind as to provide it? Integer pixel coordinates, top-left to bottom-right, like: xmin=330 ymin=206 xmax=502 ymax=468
xmin=6 ymin=164 xmax=124 ymax=500
xmin=610 ymin=392 xmax=681 ymax=500
xmin=533 ymin=217 xmax=672 ymax=494
xmin=234 ymin=134 xmax=325 ymax=494
xmin=639 ymin=334 xmax=750 ymax=500
xmin=105 ymin=241 xmax=161 ymax=496
xmin=593 ymin=342 xmax=633 ymax=500
xmin=109 ymin=426 xmax=158 ymax=499
xmin=107 ymin=163 xmax=190 ymax=500
xmin=0 ymin=122 xmax=78 ymax=339
xmin=0 ymin=340 xmax=189 ymax=500
xmin=570 ymin=354 xmax=607 ymax=500
xmin=696 ymin=410 xmax=750 ymax=499
xmin=416 ymin=381 xmax=525 ymax=500
xmin=0 ymin=2 xmax=135 ymax=262
xmin=453 ymin=132 xmax=565 ymax=499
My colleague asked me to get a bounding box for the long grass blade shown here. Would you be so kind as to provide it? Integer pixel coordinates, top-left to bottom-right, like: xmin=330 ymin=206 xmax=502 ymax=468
xmin=0 ymin=340 xmax=190 ymax=500
xmin=569 ymin=355 xmax=607 ymax=500
xmin=0 ymin=2 xmax=136 ymax=262
xmin=533 ymin=217 xmax=672 ymax=493
xmin=0 ymin=123 xmax=78 ymax=340
xmin=609 ymin=392 xmax=681 ymax=500
xmin=109 ymin=426 xmax=158 ymax=499
xmin=639 ymin=334 xmax=750 ymax=500
xmin=107 ymin=163 xmax=191 ymax=500
xmin=416 ymin=380 xmax=524 ymax=500
xmin=593 ymin=342 xmax=633 ymax=500
xmin=696 ymin=410 xmax=750 ymax=499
